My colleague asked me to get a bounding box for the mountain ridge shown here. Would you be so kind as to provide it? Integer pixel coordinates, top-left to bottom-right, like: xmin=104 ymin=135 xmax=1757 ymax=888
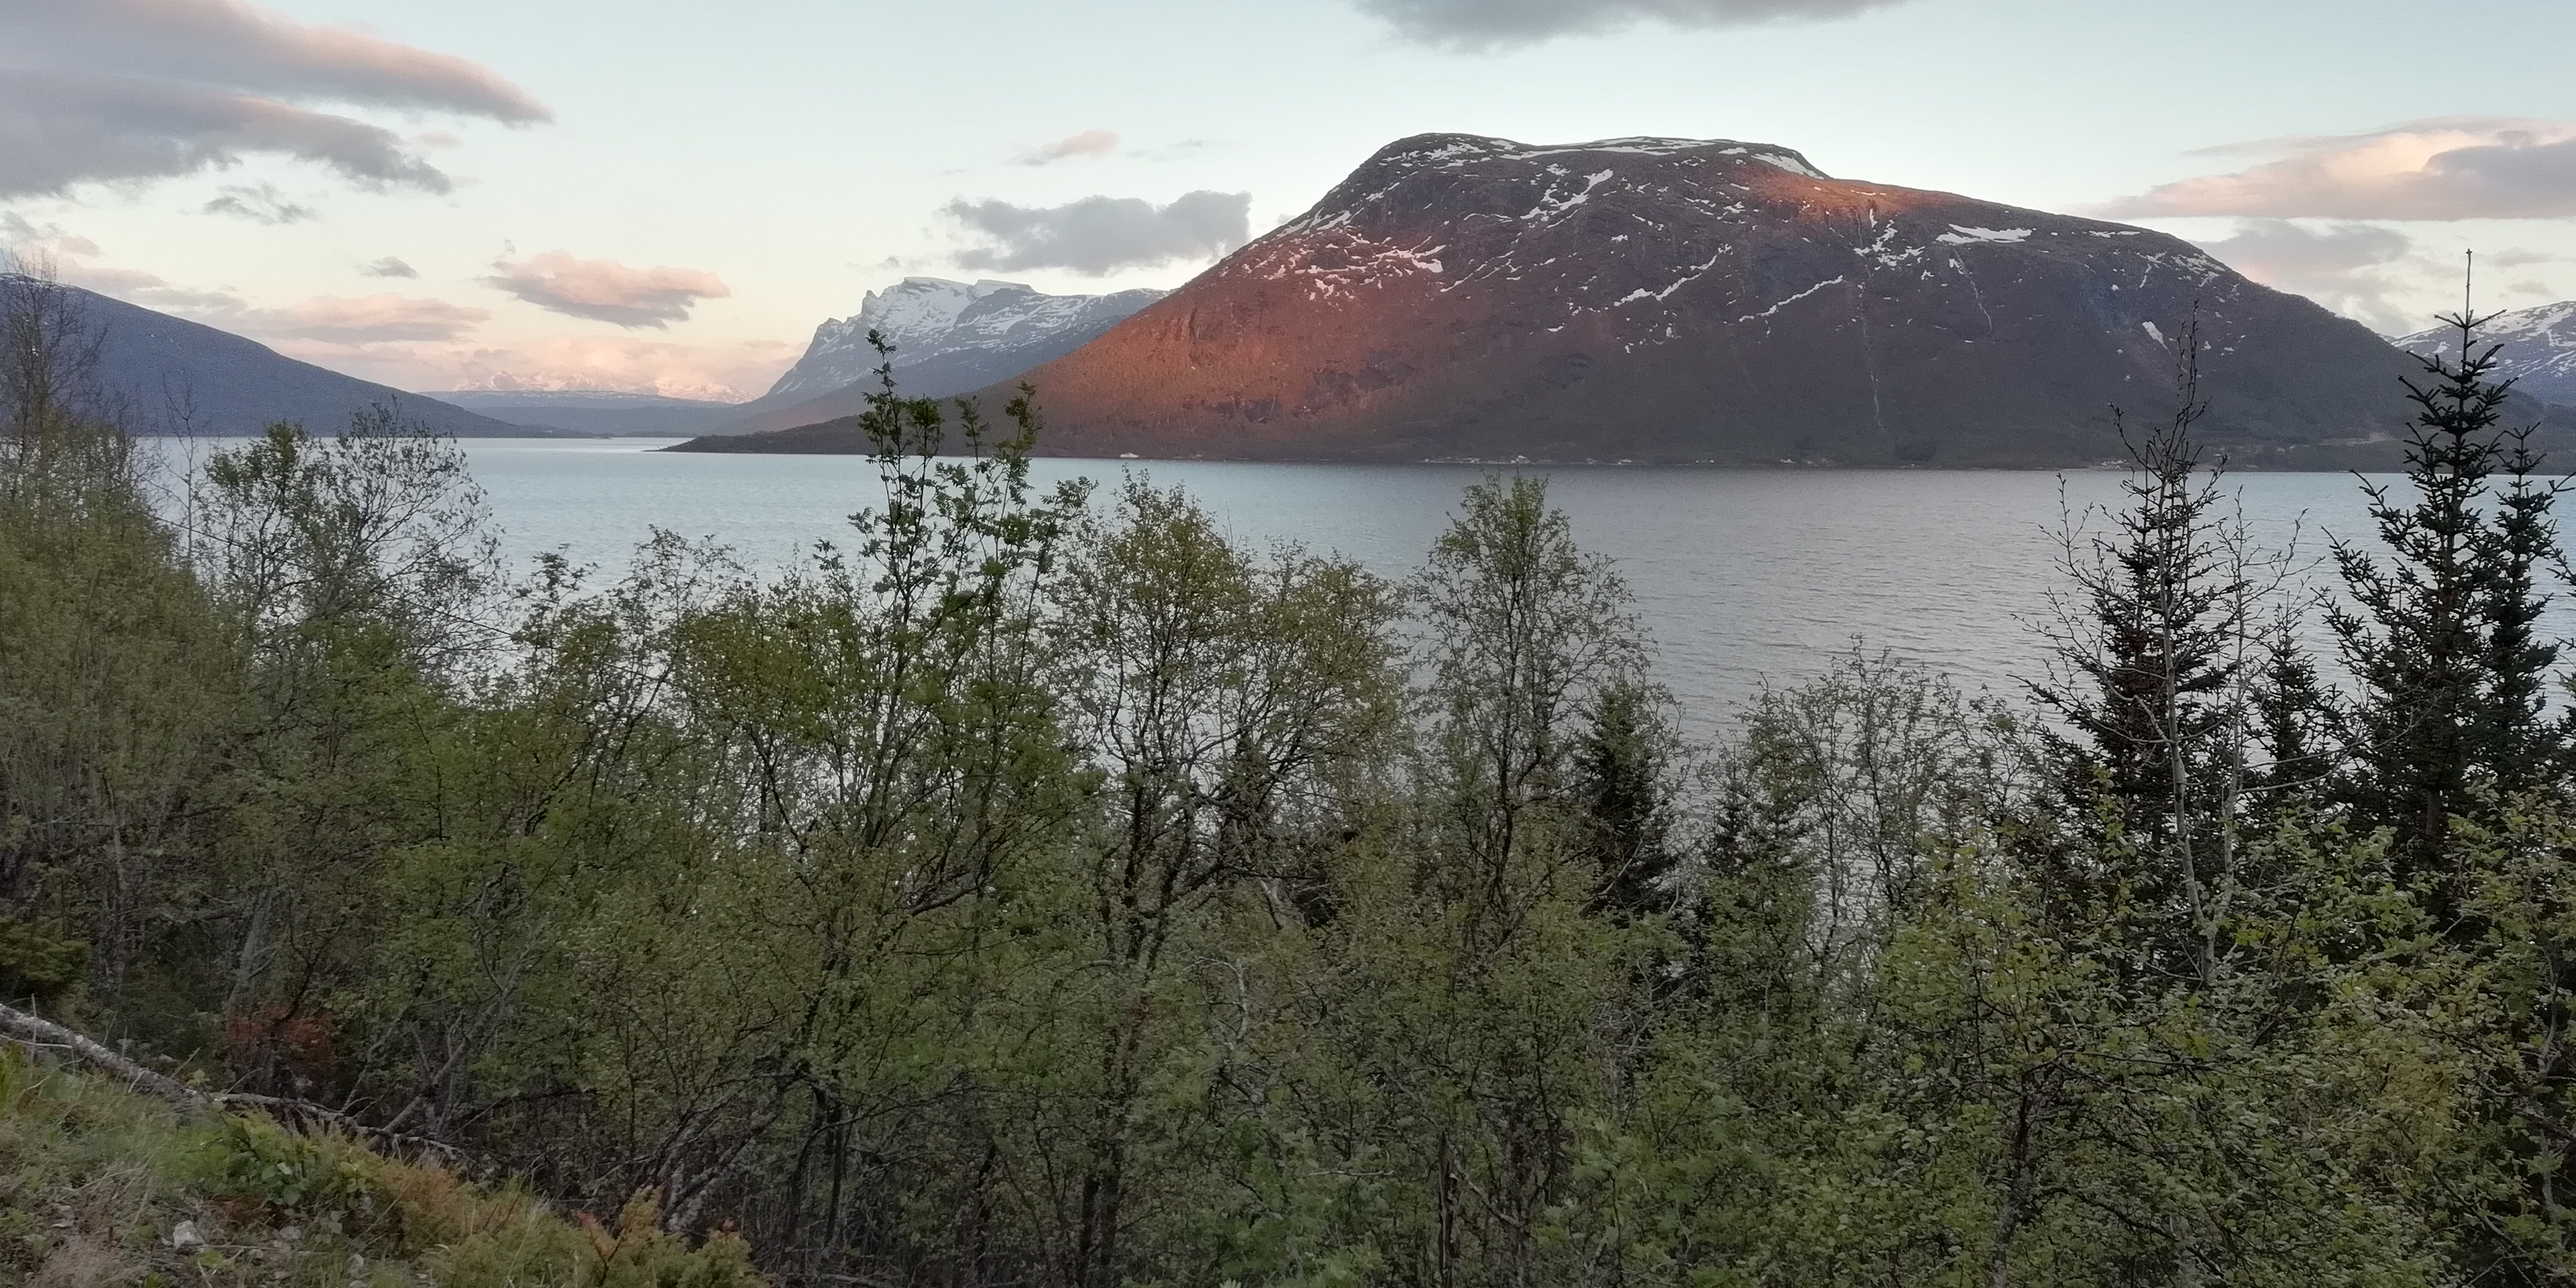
xmin=715 ymin=277 xmax=1165 ymax=435
xmin=436 ymin=388 xmax=740 ymax=437
xmin=2 ymin=275 xmax=537 ymax=438
xmin=2397 ymin=302 xmax=2576 ymax=409
xmin=684 ymin=134 xmax=2450 ymax=466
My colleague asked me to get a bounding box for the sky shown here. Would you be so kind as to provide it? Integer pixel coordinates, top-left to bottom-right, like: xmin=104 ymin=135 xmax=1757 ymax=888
xmin=6 ymin=0 xmax=2576 ymax=402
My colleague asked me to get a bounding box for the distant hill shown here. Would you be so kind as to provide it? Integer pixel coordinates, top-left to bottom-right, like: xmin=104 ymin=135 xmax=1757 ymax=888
xmin=713 ymin=278 xmax=1165 ymax=435
xmin=435 ymin=389 xmax=739 ymax=437
xmin=2 ymin=275 xmax=536 ymax=437
xmin=2396 ymin=302 xmax=2576 ymax=409
xmin=684 ymin=134 xmax=2458 ymax=467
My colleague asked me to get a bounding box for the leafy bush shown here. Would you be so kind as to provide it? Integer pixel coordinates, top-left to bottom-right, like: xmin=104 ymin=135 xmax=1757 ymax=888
xmin=184 ymin=1116 xmax=386 ymax=1231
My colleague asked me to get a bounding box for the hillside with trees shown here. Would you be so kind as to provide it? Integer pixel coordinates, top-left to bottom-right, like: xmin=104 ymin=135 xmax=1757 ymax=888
xmin=9 ymin=270 xmax=2576 ymax=1286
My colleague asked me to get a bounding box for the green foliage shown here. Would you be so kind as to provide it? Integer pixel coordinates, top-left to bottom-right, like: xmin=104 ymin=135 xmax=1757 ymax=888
xmin=185 ymin=1116 xmax=386 ymax=1229
xmin=14 ymin=280 xmax=2576 ymax=1288
xmin=0 ymin=916 xmax=86 ymax=1009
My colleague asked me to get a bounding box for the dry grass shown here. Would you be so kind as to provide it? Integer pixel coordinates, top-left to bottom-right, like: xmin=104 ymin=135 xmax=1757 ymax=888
xmin=0 ymin=1046 xmax=764 ymax=1287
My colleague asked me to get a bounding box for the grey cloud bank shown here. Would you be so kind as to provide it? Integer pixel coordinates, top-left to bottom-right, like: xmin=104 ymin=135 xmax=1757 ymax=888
xmin=0 ymin=70 xmax=456 ymax=198
xmin=2194 ymin=219 xmax=2419 ymax=334
xmin=1357 ymin=0 xmax=1910 ymax=48
xmin=4 ymin=0 xmax=546 ymax=120
xmin=944 ymin=191 xmax=1251 ymax=274
xmin=0 ymin=0 xmax=546 ymax=200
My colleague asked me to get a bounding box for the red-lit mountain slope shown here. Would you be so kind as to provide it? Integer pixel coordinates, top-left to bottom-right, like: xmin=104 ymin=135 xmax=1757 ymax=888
xmin=692 ymin=134 xmax=2429 ymax=465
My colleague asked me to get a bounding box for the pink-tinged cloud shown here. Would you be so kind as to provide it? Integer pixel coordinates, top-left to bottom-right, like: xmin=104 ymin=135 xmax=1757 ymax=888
xmin=280 ymin=335 xmax=803 ymax=403
xmin=485 ymin=251 xmax=731 ymax=329
xmin=0 ymin=0 xmax=547 ymax=199
xmin=1023 ymin=129 xmax=1120 ymax=165
xmin=9 ymin=0 xmax=547 ymax=119
xmin=227 ymin=294 xmax=489 ymax=343
xmin=2101 ymin=119 xmax=2576 ymax=220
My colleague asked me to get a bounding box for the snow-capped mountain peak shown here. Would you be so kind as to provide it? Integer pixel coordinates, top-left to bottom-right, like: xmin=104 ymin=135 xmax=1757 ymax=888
xmin=2396 ymin=301 xmax=2576 ymax=407
xmin=851 ymin=278 xmax=1025 ymax=357
xmin=736 ymin=277 xmax=1168 ymax=420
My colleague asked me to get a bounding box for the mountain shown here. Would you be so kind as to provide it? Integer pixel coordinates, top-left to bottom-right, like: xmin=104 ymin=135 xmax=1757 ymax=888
xmin=685 ymin=134 xmax=2439 ymax=466
xmin=714 ymin=278 xmax=1165 ymax=434
xmin=1 ymin=276 xmax=535 ymax=437
xmin=434 ymin=389 xmax=740 ymax=437
xmin=2396 ymin=302 xmax=2576 ymax=409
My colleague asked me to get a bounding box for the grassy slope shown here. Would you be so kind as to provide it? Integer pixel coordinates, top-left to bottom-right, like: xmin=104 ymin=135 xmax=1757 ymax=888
xmin=0 ymin=1047 xmax=763 ymax=1287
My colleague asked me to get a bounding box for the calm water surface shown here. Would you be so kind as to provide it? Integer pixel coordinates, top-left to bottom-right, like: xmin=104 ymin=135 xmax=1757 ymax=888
xmin=148 ymin=437 xmax=2471 ymax=738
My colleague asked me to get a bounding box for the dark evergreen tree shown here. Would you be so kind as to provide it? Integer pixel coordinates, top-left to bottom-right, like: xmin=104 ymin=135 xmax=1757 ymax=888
xmin=2245 ymin=616 xmax=2338 ymax=801
xmin=2030 ymin=328 xmax=2249 ymax=975
xmin=2330 ymin=305 xmax=2566 ymax=894
xmin=1572 ymin=679 xmax=1679 ymax=917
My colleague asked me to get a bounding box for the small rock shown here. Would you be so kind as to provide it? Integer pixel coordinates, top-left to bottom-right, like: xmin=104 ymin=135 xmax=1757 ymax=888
xmin=168 ymin=1219 xmax=204 ymax=1251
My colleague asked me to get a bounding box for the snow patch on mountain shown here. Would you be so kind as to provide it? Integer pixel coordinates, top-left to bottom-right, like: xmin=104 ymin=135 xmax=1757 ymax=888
xmin=760 ymin=278 xmax=1167 ymax=403
xmin=2396 ymin=302 xmax=2576 ymax=407
xmin=1938 ymin=225 xmax=2034 ymax=245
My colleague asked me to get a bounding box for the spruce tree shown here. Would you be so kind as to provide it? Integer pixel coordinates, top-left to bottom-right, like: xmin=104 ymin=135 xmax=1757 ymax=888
xmin=2246 ymin=616 xmax=2337 ymax=801
xmin=2032 ymin=329 xmax=2249 ymax=975
xmin=2330 ymin=303 xmax=2565 ymax=892
xmin=1572 ymin=679 xmax=1679 ymax=917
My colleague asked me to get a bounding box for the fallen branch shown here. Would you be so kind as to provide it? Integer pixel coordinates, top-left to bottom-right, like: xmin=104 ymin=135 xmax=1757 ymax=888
xmin=0 ymin=999 xmax=465 ymax=1165
xmin=0 ymin=998 xmax=196 ymax=1102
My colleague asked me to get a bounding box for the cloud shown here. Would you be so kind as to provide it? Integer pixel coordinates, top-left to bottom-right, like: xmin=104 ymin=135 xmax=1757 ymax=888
xmin=1 ymin=0 xmax=547 ymax=200
xmin=284 ymin=334 xmax=802 ymax=402
xmin=201 ymin=181 xmax=313 ymax=223
xmin=360 ymin=256 xmax=416 ymax=278
xmin=484 ymin=251 xmax=730 ymax=329
xmin=1021 ymin=129 xmax=1120 ymax=165
xmin=2101 ymin=118 xmax=2576 ymax=220
xmin=0 ymin=71 xmax=461 ymax=197
xmin=2489 ymin=248 xmax=2564 ymax=269
xmin=4 ymin=217 xmax=238 ymax=312
xmin=1 ymin=211 xmax=101 ymax=259
xmin=1355 ymin=0 xmax=1909 ymax=48
xmin=2192 ymin=219 xmax=2424 ymax=334
xmin=224 ymin=294 xmax=487 ymax=342
xmin=2 ymin=219 xmax=491 ymax=346
xmin=942 ymin=190 xmax=1250 ymax=274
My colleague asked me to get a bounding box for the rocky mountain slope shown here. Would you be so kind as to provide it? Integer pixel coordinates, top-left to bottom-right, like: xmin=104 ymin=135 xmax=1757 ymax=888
xmin=2 ymin=276 xmax=530 ymax=437
xmin=2397 ymin=302 xmax=2576 ymax=408
xmin=695 ymin=135 xmax=2436 ymax=466
xmin=716 ymin=278 xmax=1164 ymax=434
xmin=436 ymin=389 xmax=739 ymax=437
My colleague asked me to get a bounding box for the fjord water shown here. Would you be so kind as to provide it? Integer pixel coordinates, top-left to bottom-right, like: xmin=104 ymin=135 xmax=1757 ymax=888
xmin=150 ymin=437 xmax=2448 ymax=738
